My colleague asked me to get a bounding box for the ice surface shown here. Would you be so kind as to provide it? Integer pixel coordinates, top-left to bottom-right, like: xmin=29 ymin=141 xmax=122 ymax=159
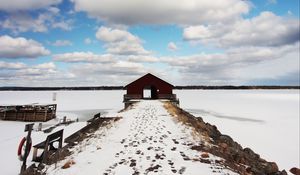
xmin=175 ymin=89 xmax=300 ymax=172
xmin=0 ymin=90 xmax=125 ymax=119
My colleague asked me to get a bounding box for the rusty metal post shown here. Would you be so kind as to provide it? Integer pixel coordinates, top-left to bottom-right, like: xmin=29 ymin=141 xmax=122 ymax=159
xmin=20 ymin=123 xmax=34 ymax=174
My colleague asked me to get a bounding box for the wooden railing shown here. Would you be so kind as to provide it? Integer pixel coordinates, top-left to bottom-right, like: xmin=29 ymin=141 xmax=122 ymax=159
xmin=123 ymin=94 xmax=178 ymax=101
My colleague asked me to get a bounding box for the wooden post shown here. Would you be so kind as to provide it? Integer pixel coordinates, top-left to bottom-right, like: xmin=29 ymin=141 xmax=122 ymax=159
xmin=23 ymin=112 xmax=25 ymax=121
xmin=38 ymin=123 xmax=42 ymax=131
xmin=32 ymin=148 xmax=38 ymax=162
xmin=20 ymin=123 xmax=34 ymax=174
xmin=44 ymin=109 xmax=47 ymax=122
xmin=34 ymin=109 xmax=36 ymax=121
xmin=41 ymin=139 xmax=50 ymax=165
xmin=52 ymin=92 xmax=57 ymax=102
xmin=54 ymin=104 xmax=57 ymax=119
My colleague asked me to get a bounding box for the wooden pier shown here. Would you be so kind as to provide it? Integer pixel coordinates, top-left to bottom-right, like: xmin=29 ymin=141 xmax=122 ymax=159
xmin=0 ymin=104 xmax=57 ymax=122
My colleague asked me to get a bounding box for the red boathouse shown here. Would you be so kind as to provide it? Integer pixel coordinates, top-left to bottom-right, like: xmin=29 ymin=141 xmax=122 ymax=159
xmin=123 ymin=73 xmax=179 ymax=107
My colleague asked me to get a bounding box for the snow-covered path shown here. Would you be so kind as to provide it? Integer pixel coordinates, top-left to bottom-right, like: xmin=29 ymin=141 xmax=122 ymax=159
xmin=47 ymin=100 xmax=236 ymax=175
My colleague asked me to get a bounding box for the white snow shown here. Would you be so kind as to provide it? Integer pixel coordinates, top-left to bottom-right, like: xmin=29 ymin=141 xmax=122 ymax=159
xmin=0 ymin=90 xmax=125 ymax=120
xmin=0 ymin=90 xmax=299 ymax=174
xmin=0 ymin=90 xmax=124 ymax=175
xmin=0 ymin=120 xmax=87 ymax=175
xmin=175 ymin=89 xmax=300 ymax=172
xmin=46 ymin=100 xmax=237 ymax=175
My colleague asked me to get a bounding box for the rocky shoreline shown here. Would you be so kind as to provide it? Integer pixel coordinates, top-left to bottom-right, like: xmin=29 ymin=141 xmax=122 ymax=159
xmin=164 ymin=102 xmax=289 ymax=175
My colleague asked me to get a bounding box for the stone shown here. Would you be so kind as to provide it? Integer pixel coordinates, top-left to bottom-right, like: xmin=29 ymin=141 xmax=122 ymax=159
xmin=290 ymin=167 xmax=300 ymax=175
xmin=219 ymin=142 xmax=228 ymax=150
xmin=200 ymin=152 xmax=210 ymax=158
xmin=218 ymin=135 xmax=234 ymax=146
xmin=62 ymin=160 xmax=75 ymax=169
xmin=243 ymin=147 xmax=260 ymax=160
xmin=264 ymin=162 xmax=279 ymax=174
xmin=190 ymin=145 xmax=202 ymax=151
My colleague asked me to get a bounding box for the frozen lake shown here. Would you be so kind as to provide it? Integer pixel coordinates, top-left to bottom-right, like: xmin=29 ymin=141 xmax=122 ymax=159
xmin=0 ymin=90 xmax=299 ymax=174
xmin=175 ymin=89 xmax=299 ymax=172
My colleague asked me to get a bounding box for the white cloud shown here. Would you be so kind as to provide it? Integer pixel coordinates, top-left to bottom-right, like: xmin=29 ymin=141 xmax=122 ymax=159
xmin=0 ymin=0 xmax=62 ymax=11
xmin=0 ymin=35 xmax=50 ymax=58
xmin=1 ymin=8 xmax=72 ymax=34
xmin=33 ymin=62 xmax=56 ymax=69
xmin=65 ymin=61 xmax=149 ymax=85
xmin=96 ymin=26 xmax=150 ymax=55
xmin=1 ymin=42 xmax=299 ymax=85
xmin=53 ymin=52 xmax=114 ymax=63
xmin=47 ymin=7 xmax=60 ymax=14
xmin=96 ymin=26 xmax=138 ymax=42
xmin=1 ymin=13 xmax=50 ymax=33
xmin=71 ymin=0 xmax=250 ymax=25
xmin=52 ymin=20 xmax=73 ymax=31
xmin=54 ymin=51 xmax=159 ymax=63
xmin=127 ymin=55 xmax=158 ymax=63
xmin=105 ymin=41 xmax=150 ymax=55
xmin=71 ymin=61 xmax=146 ymax=77
xmin=15 ymin=63 xmax=57 ymax=78
xmin=163 ymin=43 xmax=300 ymax=85
xmin=183 ymin=11 xmax=300 ymax=48
xmin=287 ymin=10 xmax=293 ymax=16
xmin=52 ymin=40 xmax=73 ymax=46
xmin=267 ymin=0 xmax=277 ymax=4
xmin=234 ymin=50 xmax=299 ymax=84
xmin=84 ymin=38 xmax=92 ymax=44
xmin=0 ymin=61 xmax=26 ymax=69
xmin=167 ymin=42 xmax=178 ymax=51
xmin=0 ymin=61 xmax=66 ymax=86
xmin=166 ymin=44 xmax=298 ymax=68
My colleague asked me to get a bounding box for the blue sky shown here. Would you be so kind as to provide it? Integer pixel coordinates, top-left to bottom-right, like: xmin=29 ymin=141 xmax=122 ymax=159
xmin=0 ymin=0 xmax=299 ymax=86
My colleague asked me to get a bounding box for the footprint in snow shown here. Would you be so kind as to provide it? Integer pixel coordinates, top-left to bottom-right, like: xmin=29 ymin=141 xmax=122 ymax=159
xmin=179 ymin=167 xmax=186 ymax=174
xmin=129 ymin=159 xmax=137 ymax=167
xmin=118 ymin=159 xmax=126 ymax=165
xmin=172 ymin=139 xmax=179 ymax=144
xmin=132 ymin=170 xmax=140 ymax=175
xmin=168 ymin=160 xmax=174 ymax=166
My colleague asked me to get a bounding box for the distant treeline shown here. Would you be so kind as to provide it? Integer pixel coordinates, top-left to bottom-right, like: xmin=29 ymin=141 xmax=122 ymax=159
xmin=0 ymin=85 xmax=299 ymax=91
xmin=174 ymin=85 xmax=300 ymax=90
xmin=0 ymin=86 xmax=124 ymax=91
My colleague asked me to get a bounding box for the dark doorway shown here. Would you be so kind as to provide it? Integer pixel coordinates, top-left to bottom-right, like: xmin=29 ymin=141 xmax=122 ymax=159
xmin=150 ymin=86 xmax=158 ymax=99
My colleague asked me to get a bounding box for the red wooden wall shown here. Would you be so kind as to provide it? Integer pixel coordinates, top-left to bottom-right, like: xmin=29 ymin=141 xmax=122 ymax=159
xmin=125 ymin=73 xmax=173 ymax=97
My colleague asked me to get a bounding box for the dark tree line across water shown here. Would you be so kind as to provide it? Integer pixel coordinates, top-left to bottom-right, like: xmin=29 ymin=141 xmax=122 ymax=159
xmin=0 ymin=85 xmax=299 ymax=91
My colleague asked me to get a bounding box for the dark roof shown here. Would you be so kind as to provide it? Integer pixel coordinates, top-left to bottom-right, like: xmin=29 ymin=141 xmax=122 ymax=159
xmin=125 ymin=73 xmax=174 ymax=87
